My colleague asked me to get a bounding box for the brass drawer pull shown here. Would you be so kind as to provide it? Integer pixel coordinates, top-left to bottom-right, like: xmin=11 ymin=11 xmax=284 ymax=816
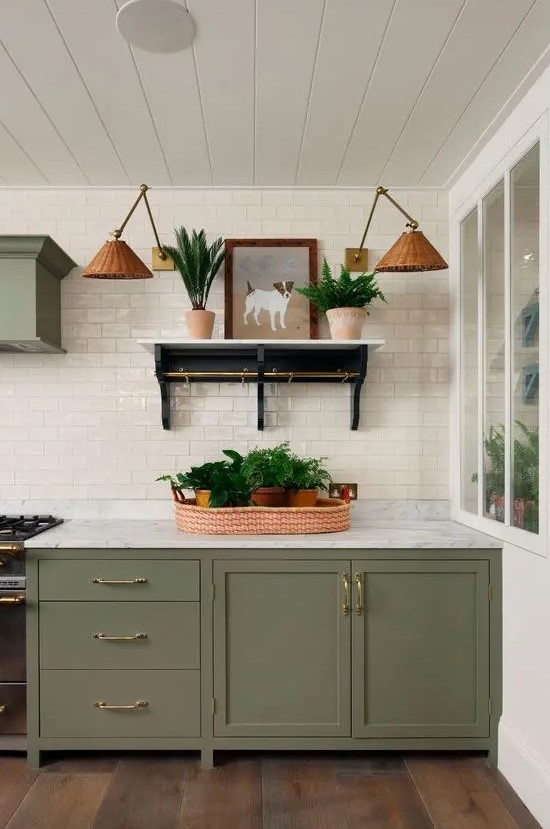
xmin=342 ymin=572 xmax=350 ymax=616
xmin=93 ymin=632 xmax=148 ymax=642
xmin=94 ymin=700 xmax=149 ymax=711
xmin=354 ymin=573 xmax=363 ymax=615
xmin=0 ymin=595 xmax=25 ymax=606
xmin=0 ymin=704 xmax=6 ymax=714
xmin=0 ymin=544 xmax=20 ymax=556
xmin=92 ymin=578 xmax=148 ymax=585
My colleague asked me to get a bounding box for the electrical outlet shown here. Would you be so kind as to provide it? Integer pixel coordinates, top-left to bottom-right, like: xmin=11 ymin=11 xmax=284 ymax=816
xmin=329 ymin=483 xmax=358 ymax=501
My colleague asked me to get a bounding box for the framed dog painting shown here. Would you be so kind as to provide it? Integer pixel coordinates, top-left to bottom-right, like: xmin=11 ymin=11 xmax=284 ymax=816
xmin=224 ymin=239 xmax=318 ymax=339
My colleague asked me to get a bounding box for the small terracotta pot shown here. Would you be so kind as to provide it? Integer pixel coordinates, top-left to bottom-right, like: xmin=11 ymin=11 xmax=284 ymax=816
xmin=194 ymin=489 xmax=211 ymax=508
xmin=251 ymin=487 xmax=286 ymax=507
xmin=287 ymin=488 xmax=318 ymax=508
xmin=186 ymin=309 xmax=215 ymax=339
xmin=326 ymin=307 xmax=367 ymax=340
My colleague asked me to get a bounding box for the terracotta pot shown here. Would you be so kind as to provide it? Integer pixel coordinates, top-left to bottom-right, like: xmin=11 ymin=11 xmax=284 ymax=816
xmin=251 ymin=487 xmax=286 ymax=507
xmin=186 ymin=309 xmax=215 ymax=339
xmin=194 ymin=489 xmax=211 ymax=508
xmin=287 ymin=488 xmax=318 ymax=508
xmin=326 ymin=307 xmax=367 ymax=340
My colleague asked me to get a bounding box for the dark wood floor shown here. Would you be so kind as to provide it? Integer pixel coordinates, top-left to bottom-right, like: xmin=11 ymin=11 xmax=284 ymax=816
xmin=0 ymin=752 xmax=541 ymax=829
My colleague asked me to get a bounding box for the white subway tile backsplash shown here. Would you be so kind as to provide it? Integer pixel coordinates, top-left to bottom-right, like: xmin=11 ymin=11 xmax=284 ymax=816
xmin=0 ymin=187 xmax=449 ymax=509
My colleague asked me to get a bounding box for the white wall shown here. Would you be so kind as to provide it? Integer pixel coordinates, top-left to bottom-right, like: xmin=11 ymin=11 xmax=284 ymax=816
xmin=0 ymin=187 xmax=449 ymax=514
xmin=450 ymin=64 xmax=550 ymax=829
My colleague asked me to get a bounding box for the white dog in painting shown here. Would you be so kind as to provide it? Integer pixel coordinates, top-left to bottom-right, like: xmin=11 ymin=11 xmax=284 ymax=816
xmin=243 ymin=280 xmax=295 ymax=332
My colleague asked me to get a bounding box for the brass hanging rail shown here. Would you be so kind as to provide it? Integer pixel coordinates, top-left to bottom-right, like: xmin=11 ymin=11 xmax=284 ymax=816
xmin=162 ymin=369 xmax=360 ymax=381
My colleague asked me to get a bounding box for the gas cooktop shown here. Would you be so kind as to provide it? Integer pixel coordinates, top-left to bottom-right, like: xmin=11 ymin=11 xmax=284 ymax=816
xmin=0 ymin=515 xmax=63 ymax=543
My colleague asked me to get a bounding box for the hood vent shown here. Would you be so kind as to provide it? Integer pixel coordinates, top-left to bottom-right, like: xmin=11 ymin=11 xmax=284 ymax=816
xmin=0 ymin=235 xmax=77 ymax=353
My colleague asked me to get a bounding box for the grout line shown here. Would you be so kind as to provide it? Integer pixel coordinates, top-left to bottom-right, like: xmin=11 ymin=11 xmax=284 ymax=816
xmin=41 ymin=0 xmax=131 ymax=185
xmin=335 ymin=0 xmax=398 ymax=185
xmin=293 ymin=0 xmax=328 ymax=186
xmin=419 ymin=0 xmax=538 ymax=185
xmin=376 ymin=0 xmax=469 ymax=184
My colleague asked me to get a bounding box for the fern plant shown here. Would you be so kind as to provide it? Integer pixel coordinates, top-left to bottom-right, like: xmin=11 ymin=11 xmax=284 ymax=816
xmin=296 ymin=258 xmax=386 ymax=314
xmin=163 ymin=227 xmax=225 ymax=310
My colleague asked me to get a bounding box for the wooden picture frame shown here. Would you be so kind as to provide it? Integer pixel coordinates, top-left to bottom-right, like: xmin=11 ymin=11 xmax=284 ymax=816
xmin=224 ymin=239 xmax=318 ymax=340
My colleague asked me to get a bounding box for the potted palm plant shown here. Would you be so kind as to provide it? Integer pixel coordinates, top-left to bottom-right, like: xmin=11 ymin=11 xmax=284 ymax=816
xmin=163 ymin=227 xmax=225 ymax=339
xmin=296 ymin=258 xmax=386 ymax=339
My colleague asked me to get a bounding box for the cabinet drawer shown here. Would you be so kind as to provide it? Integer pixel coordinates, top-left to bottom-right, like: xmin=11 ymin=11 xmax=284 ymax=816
xmin=39 ymin=560 xmax=199 ymax=602
xmin=40 ymin=670 xmax=200 ymax=738
xmin=0 ymin=684 xmax=26 ymax=735
xmin=40 ymin=602 xmax=199 ymax=670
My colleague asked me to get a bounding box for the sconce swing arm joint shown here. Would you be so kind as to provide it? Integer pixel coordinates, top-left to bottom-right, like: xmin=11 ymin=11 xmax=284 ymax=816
xmin=112 ymin=183 xmax=167 ymax=260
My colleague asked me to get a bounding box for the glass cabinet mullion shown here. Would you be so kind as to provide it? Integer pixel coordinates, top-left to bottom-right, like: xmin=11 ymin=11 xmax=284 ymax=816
xmin=477 ymin=201 xmax=485 ymax=520
xmin=503 ymin=171 xmax=512 ymax=528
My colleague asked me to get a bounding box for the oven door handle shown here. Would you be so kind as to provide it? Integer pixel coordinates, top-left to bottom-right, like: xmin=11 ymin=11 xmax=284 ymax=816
xmin=0 ymin=594 xmax=26 ymax=606
xmin=0 ymin=544 xmax=21 ymax=557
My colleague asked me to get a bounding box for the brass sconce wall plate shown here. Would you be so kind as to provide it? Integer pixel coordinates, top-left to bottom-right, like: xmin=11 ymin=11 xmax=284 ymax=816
xmin=152 ymin=247 xmax=175 ymax=270
xmin=345 ymin=248 xmax=369 ymax=272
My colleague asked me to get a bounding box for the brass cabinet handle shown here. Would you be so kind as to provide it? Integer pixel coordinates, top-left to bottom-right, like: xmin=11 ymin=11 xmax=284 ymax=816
xmin=0 ymin=704 xmax=6 ymax=714
xmin=0 ymin=544 xmax=20 ymax=556
xmin=0 ymin=595 xmax=25 ymax=606
xmin=94 ymin=700 xmax=149 ymax=711
xmin=342 ymin=572 xmax=350 ymax=616
xmin=92 ymin=578 xmax=148 ymax=585
xmin=354 ymin=573 xmax=363 ymax=615
xmin=93 ymin=632 xmax=148 ymax=642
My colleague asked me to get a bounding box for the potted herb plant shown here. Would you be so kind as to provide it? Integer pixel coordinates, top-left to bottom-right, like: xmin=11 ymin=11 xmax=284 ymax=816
xmin=157 ymin=460 xmax=226 ymax=507
xmin=163 ymin=227 xmax=225 ymax=339
xmin=297 ymin=258 xmax=386 ymax=340
xmin=241 ymin=442 xmax=294 ymax=507
xmin=286 ymin=454 xmax=332 ymax=507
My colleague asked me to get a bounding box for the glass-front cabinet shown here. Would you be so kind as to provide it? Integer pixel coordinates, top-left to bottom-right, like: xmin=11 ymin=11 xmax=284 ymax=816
xmin=458 ymin=142 xmax=541 ymax=540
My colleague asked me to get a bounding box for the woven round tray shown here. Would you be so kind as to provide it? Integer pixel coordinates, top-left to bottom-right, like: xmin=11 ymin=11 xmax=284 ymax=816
xmin=175 ymin=498 xmax=351 ymax=535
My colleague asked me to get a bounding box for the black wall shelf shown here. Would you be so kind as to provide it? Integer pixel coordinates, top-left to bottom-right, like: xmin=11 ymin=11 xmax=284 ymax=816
xmin=142 ymin=340 xmax=384 ymax=431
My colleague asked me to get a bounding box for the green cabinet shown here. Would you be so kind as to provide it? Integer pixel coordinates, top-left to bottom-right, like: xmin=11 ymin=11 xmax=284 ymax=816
xmin=213 ymin=560 xmax=351 ymax=737
xmin=352 ymin=560 xmax=490 ymax=739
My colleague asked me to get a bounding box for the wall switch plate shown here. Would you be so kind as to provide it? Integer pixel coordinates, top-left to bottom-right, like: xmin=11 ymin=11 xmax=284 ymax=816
xmin=329 ymin=482 xmax=358 ymax=501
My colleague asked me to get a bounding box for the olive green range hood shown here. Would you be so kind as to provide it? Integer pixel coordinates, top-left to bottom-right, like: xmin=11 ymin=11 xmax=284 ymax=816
xmin=0 ymin=235 xmax=77 ymax=353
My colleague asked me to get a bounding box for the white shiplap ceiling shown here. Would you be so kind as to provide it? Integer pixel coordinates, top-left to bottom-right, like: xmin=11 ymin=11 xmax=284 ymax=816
xmin=0 ymin=0 xmax=549 ymax=187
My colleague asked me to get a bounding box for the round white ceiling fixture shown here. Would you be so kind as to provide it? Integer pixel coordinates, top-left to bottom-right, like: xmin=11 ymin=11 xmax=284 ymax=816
xmin=116 ymin=0 xmax=195 ymax=53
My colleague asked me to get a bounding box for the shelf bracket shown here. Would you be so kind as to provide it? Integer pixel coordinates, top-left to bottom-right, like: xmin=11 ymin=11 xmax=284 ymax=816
xmin=351 ymin=345 xmax=368 ymax=430
xmin=155 ymin=344 xmax=171 ymax=430
xmin=257 ymin=344 xmax=265 ymax=431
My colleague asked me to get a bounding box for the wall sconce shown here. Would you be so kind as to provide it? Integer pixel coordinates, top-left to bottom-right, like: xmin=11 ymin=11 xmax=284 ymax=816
xmin=83 ymin=184 xmax=174 ymax=279
xmin=345 ymin=186 xmax=448 ymax=273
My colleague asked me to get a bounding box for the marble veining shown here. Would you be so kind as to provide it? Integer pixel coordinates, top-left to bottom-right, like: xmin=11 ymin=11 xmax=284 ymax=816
xmin=25 ymin=518 xmax=500 ymax=549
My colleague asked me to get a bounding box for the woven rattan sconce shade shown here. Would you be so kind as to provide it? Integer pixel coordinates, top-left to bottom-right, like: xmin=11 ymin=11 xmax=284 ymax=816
xmin=375 ymin=230 xmax=448 ymax=273
xmin=82 ymin=240 xmax=153 ymax=279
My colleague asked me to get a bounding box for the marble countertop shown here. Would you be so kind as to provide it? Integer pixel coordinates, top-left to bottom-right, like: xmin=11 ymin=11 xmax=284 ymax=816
xmin=25 ymin=518 xmax=501 ymax=549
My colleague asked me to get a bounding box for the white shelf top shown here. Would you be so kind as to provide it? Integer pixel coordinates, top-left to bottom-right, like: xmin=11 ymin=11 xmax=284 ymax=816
xmin=138 ymin=338 xmax=385 ymax=354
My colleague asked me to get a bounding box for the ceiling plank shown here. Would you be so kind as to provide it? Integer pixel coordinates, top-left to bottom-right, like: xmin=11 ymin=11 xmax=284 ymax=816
xmin=0 ymin=0 xmax=128 ymax=185
xmin=46 ymin=0 xmax=171 ymax=185
xmin=255 ymin=0 xmax=326 ymax=185
xmin=382 ymin=0 xmax=536 ymax=185
xmin=126 ymin=46 xmax=212 ymax=185
xmin=0 ymin=122 xmax=48 ymax=185
xmin=0 ymin=43 xmax=87 ymax=185
xmin=337 ymin=0 xmax=465 ymax=186
xmin=296 ymin=0 xmax=395 ymax=185
xmin=191 ymin=0 xmax=255 ymax=185
xmin=422 ymin=0 xmax=550 ymax=186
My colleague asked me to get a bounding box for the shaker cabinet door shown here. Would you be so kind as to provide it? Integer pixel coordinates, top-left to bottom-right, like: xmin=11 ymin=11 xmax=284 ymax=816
xmin=352 ymin=559 xmax=490 ymax=739
xmin=213 ymin=560 xmax=351 ymax=737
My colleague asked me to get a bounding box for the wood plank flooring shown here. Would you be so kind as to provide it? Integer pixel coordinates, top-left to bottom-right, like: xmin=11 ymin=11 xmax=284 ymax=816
xmin=0 ymin=752 xmax=541 ymax=829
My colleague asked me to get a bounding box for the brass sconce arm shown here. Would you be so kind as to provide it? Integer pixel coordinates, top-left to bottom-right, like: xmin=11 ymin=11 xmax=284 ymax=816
xmin=352 ymin=186 xmax=419 ymax=266
xmin=113 ymin=184 xmax=167 ymax=260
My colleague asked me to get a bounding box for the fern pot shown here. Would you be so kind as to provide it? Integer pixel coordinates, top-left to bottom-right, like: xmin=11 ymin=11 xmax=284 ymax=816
xmin=251 ymin=487 xmax=286 ymax=507
xmin=194 ymin=489 xmax=211 ymax=508
xmin=287 ymin=488 xmax=318 ymax=508
xmin=326 ymin=307 xmax=367 ymax=340
xmin=186 ymin=309 xmax=215 ymax=339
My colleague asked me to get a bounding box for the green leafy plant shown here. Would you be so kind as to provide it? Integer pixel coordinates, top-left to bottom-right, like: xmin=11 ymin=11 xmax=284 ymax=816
xmin=163 ymin=227 xmax=225 ymax=310
xmin=296 ymin=258 xmax=386 ymax=314
xmin=156 ymin=461 xmax=225 ymax=494
xmin=208 ymin=450 xmax=251 ymax=508
xmin=241 ymin=442 xmax=294 ymax=490
xmin=286 ymin=454 xmax=332 ymax=491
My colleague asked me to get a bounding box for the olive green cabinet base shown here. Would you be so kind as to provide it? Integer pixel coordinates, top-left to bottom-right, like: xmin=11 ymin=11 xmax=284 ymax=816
xmin=25 ymin=548 xmax=501 ymax=769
